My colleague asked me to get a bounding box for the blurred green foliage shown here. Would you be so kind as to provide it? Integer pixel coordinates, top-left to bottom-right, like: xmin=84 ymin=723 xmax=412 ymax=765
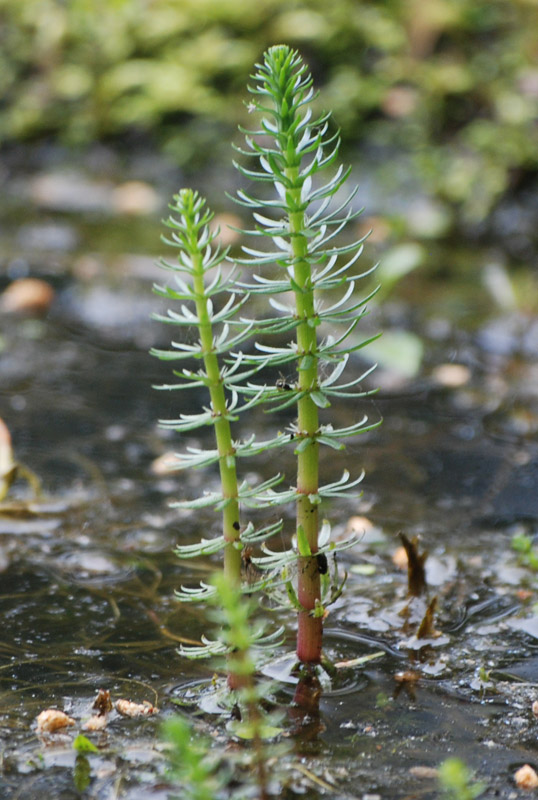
xmin=1 ymin=0 xmax=537 ymax=220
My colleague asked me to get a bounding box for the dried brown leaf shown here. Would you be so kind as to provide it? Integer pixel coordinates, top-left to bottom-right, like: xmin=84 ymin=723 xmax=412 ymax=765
xmin=399 ymin=532 xmax=427 ymax=597
xmin=417 ymin=596 xmax=441 ymax=639
xmin=92 ymin=689 xmax=113 ymax=716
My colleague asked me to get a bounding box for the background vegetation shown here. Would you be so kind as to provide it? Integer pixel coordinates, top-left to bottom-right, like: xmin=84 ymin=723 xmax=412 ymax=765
xmin=2 ymin=0 xmax=537 ymax=226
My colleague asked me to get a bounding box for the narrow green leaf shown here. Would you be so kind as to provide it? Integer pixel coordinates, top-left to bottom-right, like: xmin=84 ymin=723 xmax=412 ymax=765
xmin=73 ymin=734 xmax=99 ymax=754
xmin=296 ymin=524 xmax=312 ymax=556
xmin=310 ymin=391 xmax=330 ymax=408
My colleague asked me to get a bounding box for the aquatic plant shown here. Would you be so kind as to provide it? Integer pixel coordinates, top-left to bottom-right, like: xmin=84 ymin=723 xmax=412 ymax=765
xmin=151 ymin=187 xmax=284 ymax=685
xmin=207 ymin=573 xmax=284 ymax=798
xmin=163 ymin=574 xmax=285 ymax=800
xmin=230 ymin=44 xmax=380 ymax=664
xmin=152 ymin=45 xmax=379 ymax=672
xmin=511 ymin=530 xmax=538 ymax=571
xmin=163 ymin=716 xmax=221 ymax=800
xmin=438 ymin=758 xmax=485 ymax=800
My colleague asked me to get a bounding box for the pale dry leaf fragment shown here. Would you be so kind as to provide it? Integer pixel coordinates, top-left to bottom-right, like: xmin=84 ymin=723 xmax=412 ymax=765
xmin=393 ymin=545 xmax=408 ymax=571
xmin=0 ymin=418 xmax=16 ymax=501
xmin=343 ymin=515 xmax=385 ymax=545
xmin=36 ymin=708 xmax=76 ymax=733
xmin=115 ymin=699 xmax=158 ymax=718
xmin=210 ymin=213 xmax=243 ymax=247
xmin=514 ymin=763 xmax=538 ymax=789
xmin=334 ymin=652 xmax=384 ymax=669
xmin=345 ymin=515 xmax=374 ymax=535
xmin=150 ymin=451 xmax=181 ymax=475
xmin=83 ymin=714 xmax=108 ymax=731
xmin=409 ymin=765 xmax=439 ymax=779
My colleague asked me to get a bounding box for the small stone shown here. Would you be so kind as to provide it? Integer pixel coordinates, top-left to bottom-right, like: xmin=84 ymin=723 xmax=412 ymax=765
xmin=16 ymin=222 xmax=78 ymax=252
xmin=112 ymin=181 xmax=160 ymax=215
xmin=431 ymin=364 xmax=471 ymax=388
xmin=210 ymin=213 xmax=243 ymax=247
xmin=151 ymin=452 xmax=180 ymax=475
xmin=1 ymin=278 xmax=54 ymax=316
xmin=346 ymin=515 xmax=374 ymax=534
xmin=30 ymin=171 xmax=113 ymax=213
xmin=382 ymin=86 xmax=417 ymax=118
xmin=356 ymin=215 xmax=392 ymax=244
xmin=532 ymin=700 xmax=538 ymax=718
xmin=514 ymin=764 xmax=538 ymax=789
xmin=344 ymin=516 xmax=385 ymax=544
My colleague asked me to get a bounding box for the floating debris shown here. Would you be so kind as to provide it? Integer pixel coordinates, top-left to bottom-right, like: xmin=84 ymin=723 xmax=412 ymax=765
xmin=92 ymin=688 xmax=113 ymax=716
xmin=409 ymin=765 xmax=439 ymax=779
xmin=417 ymin=597 xmax=441 ymax=639
xmin=399 ymin=532 xmax=427 ymax=597
xmin=394 ymin=670 xmax=421 ymax=685
xmin=115 ymin=699 xmax=158 ymax=718
xmin=334 ymin=651 xmax=384 ymax=669
xmin=36 ymin=709 xmax=76 ymax=733
xmin=514 ymin=764 xmax=538 ymax=789
xmin=82 ymin=714 xmax=108 ymax=732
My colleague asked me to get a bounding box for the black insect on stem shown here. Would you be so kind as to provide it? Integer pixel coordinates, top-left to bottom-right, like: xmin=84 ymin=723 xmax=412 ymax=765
xmin=316 ymin=553 xmax=328 ymax=575
xmin=276 ymin=372 xmax=294 ymax=391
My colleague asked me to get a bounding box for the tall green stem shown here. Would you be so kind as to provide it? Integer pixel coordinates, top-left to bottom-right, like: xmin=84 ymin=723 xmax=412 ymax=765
xmin=190 ymin=244 xmax=241 ymax=584
xmin=232 ymin=44 xmax=380 ymax=671
xmin=153 ymin=190 xmax=255 ymax=686
xmin=287 ymin=184 xmax=322 ymax=663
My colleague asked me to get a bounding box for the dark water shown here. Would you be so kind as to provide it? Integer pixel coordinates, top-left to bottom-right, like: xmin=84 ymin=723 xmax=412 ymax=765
xmin=1 ymin=162 xmax=538 ymax=799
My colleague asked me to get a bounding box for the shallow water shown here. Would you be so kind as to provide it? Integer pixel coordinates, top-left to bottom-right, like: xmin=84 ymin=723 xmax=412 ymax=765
xmin=1 ymin=159 xmax=538 ymax=799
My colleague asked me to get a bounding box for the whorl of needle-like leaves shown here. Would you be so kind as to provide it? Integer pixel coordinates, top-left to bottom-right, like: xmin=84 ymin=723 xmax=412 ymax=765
xmin=228 ymin=47 xmax=383 ymax=657
xmin=151 ymin=189 xmax=285 ymax=617
xmin=231 ymin=44 xmax=381 ymax=506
